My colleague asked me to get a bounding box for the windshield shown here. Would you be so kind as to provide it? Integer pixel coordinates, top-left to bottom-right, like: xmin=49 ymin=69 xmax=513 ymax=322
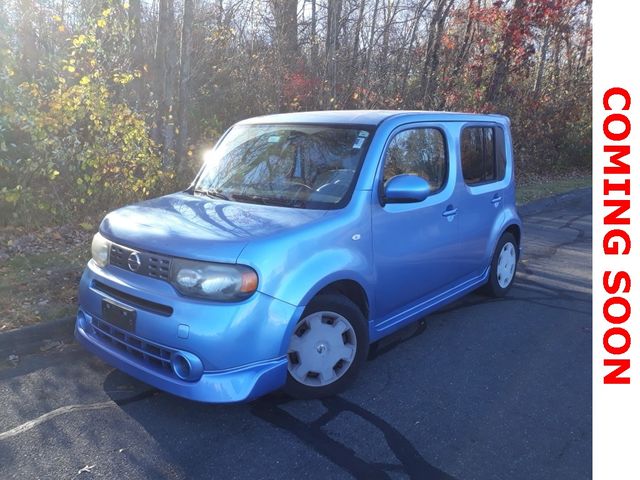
xmin=194 ymin=124 xmax=373 ymax=209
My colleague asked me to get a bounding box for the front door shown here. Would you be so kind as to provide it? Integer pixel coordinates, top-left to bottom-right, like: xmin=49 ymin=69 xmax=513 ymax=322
xmin=371 ymin=124 xmax=463 ymax=323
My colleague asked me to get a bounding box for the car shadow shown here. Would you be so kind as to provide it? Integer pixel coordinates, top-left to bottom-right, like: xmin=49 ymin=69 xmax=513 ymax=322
xmin=101 ymin=318 xmax=458 ymax=480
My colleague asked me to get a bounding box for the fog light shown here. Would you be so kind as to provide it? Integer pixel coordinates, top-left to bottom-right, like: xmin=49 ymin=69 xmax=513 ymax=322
xmin=172 ymin=354 xmax=191 ymax=380
xmin=170 ymin=351 xmax=203 ymax=382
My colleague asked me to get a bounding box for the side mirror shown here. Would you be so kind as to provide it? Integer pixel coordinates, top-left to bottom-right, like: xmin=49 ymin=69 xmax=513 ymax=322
xmin=383 ymin=174 xmax=431 ymax=204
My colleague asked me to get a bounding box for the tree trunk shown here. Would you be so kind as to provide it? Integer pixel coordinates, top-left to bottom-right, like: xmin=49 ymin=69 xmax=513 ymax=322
xmin=362 ymin=0 xmax=380 ymax=106
xmin=400 ymin=0 xmax=430 ymax=100
xmin=552 ymin=32 xmax=561 ymax=89
xmin=16 ymin=0 xmax=38 ymax=81
xmin=533 ymin=26 xmax=551 ymax=100
xmin=271 ymin=0 xmax=298 ymax=109
xmin=420 ymin=0 xmax=454 ymax=106
xmin=176 ymin=0 xmax=194 ymax=171
xmin=578 ymin=0 xmax=592 ymax=72
xmin=450 ymin=0 xmax=475 ymax=81
xmin=153 ymin=0 xmax=177 ymax=167
xmin=310 ymin=0 xmax=318 ymax=67
xmin=346 ymin=0 xmax=366 ymax=104
xmin=128 ymin=0 xmax=145 ymax=106
xmin=485 ymin=0 xmax=526 ymax=103
xmin=379 ymin=0 xmax=401 ymax=98
xmin=325 ymin=0 xmax=342 ymax=103
xmin=274 ymin=0 xmax=298 ymax=61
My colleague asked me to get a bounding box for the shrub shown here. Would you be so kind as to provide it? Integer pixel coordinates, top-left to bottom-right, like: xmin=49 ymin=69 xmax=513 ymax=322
xmin=0 ymin=9 xmax=170 ymax=226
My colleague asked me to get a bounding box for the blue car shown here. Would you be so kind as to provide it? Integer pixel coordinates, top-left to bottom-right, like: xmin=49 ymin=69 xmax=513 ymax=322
xmin=76 ymin=110 xmax=522 ymax=402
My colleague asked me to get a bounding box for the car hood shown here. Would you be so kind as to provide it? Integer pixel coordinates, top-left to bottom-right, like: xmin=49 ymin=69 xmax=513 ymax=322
xmin=100 ymin=192 xmax=327 ymax=263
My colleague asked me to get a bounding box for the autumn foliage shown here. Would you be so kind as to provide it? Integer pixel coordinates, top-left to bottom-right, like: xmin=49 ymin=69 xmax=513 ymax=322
xmin=0 ymin=0 xmax=591 ymax=226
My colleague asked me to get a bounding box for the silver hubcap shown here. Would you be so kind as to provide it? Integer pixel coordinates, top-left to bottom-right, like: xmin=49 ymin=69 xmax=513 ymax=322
xmin=497 ymin=241 xmax=517 ymax=288
xmin=287 ymin=311 xmax=357 ymax=387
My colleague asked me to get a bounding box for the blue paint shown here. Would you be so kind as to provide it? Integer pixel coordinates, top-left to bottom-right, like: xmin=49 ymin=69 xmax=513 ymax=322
xmin=76 ymin=110 xmax=521 ymax=403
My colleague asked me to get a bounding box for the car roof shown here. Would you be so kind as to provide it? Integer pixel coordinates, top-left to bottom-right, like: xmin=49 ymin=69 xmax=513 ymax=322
xmin=237 ymin=110 xmax=508 ymax=126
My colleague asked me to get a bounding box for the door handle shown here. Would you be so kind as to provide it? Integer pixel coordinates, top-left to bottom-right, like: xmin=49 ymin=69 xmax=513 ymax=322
xmin=491 ymin=194 xmax=503 ymax=205
xmin=442 ymin=206 xmax=458 ymax=217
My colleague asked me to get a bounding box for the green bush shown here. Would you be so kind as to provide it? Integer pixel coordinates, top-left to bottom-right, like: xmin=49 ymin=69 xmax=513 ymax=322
xmin=0 ymin=8 xmax=171 ymax=226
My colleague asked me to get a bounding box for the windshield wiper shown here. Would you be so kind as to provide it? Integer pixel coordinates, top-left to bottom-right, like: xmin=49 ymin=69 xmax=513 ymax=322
xmin=194 ymin=187 xmax=231 ymax=201
xmin=232 ymin=193 xmax=304 ymax=208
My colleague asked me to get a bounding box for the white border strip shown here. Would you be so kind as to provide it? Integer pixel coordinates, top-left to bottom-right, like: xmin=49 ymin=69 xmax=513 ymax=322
xmin=593 ymin=1 xmax=639 ymax=478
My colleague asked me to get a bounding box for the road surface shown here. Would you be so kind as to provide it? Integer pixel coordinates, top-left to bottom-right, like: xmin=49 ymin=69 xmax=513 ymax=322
xmin=0 ymin=189 xmax=591 ymax=480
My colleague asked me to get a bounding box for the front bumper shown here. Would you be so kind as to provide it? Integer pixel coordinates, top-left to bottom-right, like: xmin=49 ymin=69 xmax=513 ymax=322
xmin=76 ymin=262 xmax=303 ymax=403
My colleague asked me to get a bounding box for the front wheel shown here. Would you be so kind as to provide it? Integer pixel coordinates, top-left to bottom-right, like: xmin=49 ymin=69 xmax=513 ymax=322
xmin=484 ymin=232 xmax=519 ymax=297
xmin=284 ymin=294 xmax=368 ymax=399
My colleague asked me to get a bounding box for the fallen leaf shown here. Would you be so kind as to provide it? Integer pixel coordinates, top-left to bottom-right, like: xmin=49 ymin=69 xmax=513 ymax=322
xmin=79 ymin=223 xmax=94 ymax=231
xmin=77 ymin=465 xmax=95 ymax=474
xmin=40 ymin=340 xmax=64 ymax=352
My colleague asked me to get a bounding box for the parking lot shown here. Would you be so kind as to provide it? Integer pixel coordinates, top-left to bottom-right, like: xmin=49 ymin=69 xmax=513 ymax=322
xmin=0 ymin=189 xmax=591 ymax=480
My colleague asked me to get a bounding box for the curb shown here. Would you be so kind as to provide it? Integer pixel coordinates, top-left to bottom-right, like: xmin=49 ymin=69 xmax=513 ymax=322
xmin=518 ymin=186 xmax=591 ymax=217
xmin=0 ymin=316 xmax=75 ymax=359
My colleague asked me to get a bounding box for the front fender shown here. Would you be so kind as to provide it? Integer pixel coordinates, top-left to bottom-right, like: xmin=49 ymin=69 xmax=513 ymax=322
xmin=242 ymin=243 xmax=374 ymax=309
xmin=237 ymin=193 xmax=374 ymax=309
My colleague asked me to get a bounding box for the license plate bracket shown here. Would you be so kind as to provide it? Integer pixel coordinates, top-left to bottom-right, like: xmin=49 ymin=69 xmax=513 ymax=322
xmin=102 ymin=299 xmax=136 ymax=332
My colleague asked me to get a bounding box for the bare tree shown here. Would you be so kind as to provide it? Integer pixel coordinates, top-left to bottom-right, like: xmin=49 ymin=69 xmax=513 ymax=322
xmin=420 ymin=0 xmax=455 ymax=106
xmin=128 ymin=0 xmax=145 ymax=105
xmin=533 ymin=26 xmax=551 ymax=100
xmin=325 ymin=0 xmax=343 ymax=102
xmin=176 ymin=0 xmax=194 ymax=170
xmin=485 ymin=0 xmax=526 ymax=103
xmin=154 ymin=0 xmax=178 ymax=165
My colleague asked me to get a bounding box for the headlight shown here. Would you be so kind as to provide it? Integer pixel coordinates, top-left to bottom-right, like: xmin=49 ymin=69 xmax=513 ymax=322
xmin=91 ymin=233 xmax=110 ymax=267
xmin=170 ymin=258 xmax=258 ymax=301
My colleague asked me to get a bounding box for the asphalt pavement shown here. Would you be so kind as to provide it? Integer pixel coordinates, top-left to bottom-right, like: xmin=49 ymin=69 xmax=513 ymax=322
xmin=0 ymin=188 xmax=592 ymax=480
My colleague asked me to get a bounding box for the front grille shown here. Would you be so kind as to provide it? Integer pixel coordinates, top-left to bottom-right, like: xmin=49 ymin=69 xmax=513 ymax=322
xmin=92 ymin=281 xmax=173 ymax=316
xmin=90 ymin=317 xmax=174 ymax=375
xmin=147 ymin=255 xmax=171 ymax=280
xmin=109 ymin=244 xmax=172 ymax=281
xmin=109 ymin=244 xmax=131 ymax=270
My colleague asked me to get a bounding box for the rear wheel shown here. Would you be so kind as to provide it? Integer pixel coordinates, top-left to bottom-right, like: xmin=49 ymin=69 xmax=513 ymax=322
xmin=284 ymin=294 xmax=368 ymax=399
xmin=484 ymin=232 xmax=519 ymax=297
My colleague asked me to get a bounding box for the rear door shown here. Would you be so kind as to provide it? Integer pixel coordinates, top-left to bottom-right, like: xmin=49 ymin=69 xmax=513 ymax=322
xmin=456 ymin=123 xmax=510 ymax=278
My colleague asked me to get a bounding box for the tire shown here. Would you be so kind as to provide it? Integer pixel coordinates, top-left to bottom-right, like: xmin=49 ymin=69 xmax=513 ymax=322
xmin=483 ymin=232 xmax=519 ymax=298
xmin=284 ymin=294 xmax=369 ymax=399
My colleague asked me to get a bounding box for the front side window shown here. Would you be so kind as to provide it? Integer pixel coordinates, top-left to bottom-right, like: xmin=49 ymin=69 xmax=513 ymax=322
xmin=194 ymin=124 xmax=373 ymax=209
xmin=461 ymin=126 xmax=506 ymax=185
xmin=382 ymin=128 xmax=447 ymax=191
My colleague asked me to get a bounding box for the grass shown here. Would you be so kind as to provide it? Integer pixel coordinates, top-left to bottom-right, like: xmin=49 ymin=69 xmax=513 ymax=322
xmin=0 ymin=243 xmax=88 ymax=332
xmin=0 ymin=172 xmax=592 ymax=332
xmin=516 ymin=173 xmax=591 ymax=205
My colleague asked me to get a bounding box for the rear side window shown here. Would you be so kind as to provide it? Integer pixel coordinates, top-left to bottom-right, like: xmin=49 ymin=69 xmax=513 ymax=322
xmin=383 ymin=128 xmax=447 ymax=191
xmin=461 ymin=126 xmax=506 ymax=185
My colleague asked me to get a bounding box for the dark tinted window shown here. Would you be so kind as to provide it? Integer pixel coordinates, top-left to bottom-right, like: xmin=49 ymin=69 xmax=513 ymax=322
xmin=461 ymin=126 xmax=506 ymax=185
xmin=383 ymin=128 xmax=447 ymax=191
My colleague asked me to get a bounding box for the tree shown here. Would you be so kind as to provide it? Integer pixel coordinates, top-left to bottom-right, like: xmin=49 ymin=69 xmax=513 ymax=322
xmin=176 ymin=0 xmax=194 ymax=171
xmin=153 ymin=0 xmax=178 ymax=166
xmin=485 ymin=0 xmax=527 ymax=103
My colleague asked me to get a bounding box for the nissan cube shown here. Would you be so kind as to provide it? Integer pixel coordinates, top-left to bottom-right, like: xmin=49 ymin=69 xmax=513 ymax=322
xmin=76 ymin=110 xmax=522 ymax=402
